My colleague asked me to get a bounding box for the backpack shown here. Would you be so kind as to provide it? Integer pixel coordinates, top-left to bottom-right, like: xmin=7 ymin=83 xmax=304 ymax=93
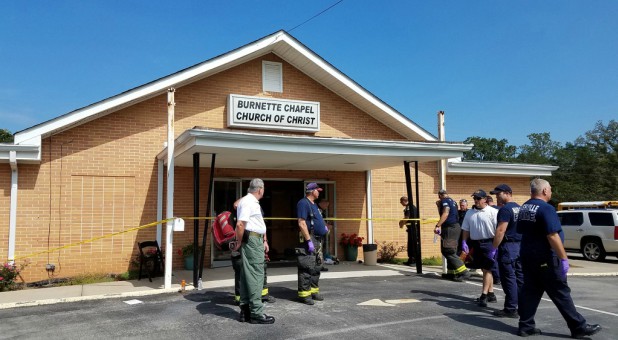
xmin=212 ymin=211 xmax=236 ymax=250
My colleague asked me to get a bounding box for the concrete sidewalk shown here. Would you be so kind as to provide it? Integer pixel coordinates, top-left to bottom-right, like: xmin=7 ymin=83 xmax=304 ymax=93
xmin=1 ymin=256 xmax=616 ymax=310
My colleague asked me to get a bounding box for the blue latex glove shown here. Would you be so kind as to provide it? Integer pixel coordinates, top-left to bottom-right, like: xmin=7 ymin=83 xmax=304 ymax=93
xmin=461 ymin=240 xmax=469 ymax=254
xmin=434 ymin=226 xmax=441 ymax=235
xmin=560 ymin=258 xmax=569 ymax=279
xmin=488 ymin=247 xmax=497 ymax=259
xmin=307 ymin=240 xmax=315 ymax=253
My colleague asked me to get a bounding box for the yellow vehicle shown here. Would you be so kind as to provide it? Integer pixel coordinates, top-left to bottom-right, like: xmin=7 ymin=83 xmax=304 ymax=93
xmin=557 ymin=201 xmax=618 ymax=211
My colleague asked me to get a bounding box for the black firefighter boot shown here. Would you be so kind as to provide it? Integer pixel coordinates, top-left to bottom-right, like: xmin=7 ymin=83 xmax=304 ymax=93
xmin=238 ymin=304 xmax=250 ymax=323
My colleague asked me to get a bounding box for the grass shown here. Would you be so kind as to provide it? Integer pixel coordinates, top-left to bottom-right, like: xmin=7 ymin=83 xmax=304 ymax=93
xmin=382 ymin=256 xmax=443 ymax=266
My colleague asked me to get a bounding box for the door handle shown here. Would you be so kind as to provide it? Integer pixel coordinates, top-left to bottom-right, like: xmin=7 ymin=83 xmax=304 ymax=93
xmin=576 ymin=228 xmax=584 ymax=232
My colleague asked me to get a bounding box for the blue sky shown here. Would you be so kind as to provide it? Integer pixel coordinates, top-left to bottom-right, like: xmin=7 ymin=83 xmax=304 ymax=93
xmin=2 ymin=1 xmax=617 ymax=146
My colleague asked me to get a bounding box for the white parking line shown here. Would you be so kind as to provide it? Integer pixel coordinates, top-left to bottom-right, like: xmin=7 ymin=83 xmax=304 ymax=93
xmin=464 ymin=281 xmax=618 ymax=317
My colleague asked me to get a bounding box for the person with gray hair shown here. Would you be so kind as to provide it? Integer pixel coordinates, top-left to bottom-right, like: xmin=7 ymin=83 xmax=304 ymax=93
xmin=516 ymin=178 xmax=600 ymax=338
xmin=232 ymin=178 xmax=275 ymax=324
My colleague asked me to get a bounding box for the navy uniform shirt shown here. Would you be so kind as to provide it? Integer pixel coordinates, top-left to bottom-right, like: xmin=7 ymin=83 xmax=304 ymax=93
xmin=297 ymin=198 xmax=328 ymax=236
xmin=440 ymin=197 xmax=459 ymax=225
xmin=497 ymin=201 xmax=522 ymax=243
xmin=517 ymin=198 xmax=564 ymax=262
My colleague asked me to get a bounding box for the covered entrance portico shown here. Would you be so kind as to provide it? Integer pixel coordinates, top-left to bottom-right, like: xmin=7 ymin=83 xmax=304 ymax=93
xmin=156 ymin=128 xmax=471 ymax=287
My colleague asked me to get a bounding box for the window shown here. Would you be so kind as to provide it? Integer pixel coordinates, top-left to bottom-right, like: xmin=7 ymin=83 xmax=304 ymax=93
xmin=262 ymin=61 xmax=282 ymax=93
xmin=559 ymin=212 xmax=583 ymax=226
xmin=589 ymin=212 xmax=614 ymax=226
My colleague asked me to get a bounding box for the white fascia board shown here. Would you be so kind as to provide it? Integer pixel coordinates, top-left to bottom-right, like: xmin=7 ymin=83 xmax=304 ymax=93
xmin=279 ymin=35 xmax=436 ymax=142
xmin=447 ymin=161 xmax=558 ymax=177
xmin=0 ymin=144 xmax=41 ymax=163
xmin=158 ymin=129 xmax=469 ymax=162
xmin=14 ymin=33 xmax=285 ymax=146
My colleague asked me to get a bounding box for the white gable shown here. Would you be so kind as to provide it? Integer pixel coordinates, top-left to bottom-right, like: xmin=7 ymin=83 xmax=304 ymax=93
xmin=14 ymin=30 xmax=435 ymax=146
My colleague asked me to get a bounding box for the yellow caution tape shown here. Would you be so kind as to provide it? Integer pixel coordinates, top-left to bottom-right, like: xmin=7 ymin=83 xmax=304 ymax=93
xmin=11 ymin=216 xmax=439 ymax=261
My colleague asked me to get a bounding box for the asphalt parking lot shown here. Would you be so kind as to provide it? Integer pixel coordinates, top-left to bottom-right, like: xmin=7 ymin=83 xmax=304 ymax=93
xmin=2 ymin=268 xmax=616 ymax=339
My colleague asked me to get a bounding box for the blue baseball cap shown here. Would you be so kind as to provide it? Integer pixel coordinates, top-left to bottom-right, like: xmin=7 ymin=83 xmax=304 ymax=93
xmin=471 ymin=189 xmax=487 ymax=199
xmin=490 ymin=184 xmax=512 ymax=194
xmin=306 ymin=182 xmax=323 ymax=192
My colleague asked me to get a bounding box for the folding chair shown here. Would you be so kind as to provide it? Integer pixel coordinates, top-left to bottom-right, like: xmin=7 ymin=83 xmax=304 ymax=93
xmin=137 ymin=240 xmax=164 ymax=282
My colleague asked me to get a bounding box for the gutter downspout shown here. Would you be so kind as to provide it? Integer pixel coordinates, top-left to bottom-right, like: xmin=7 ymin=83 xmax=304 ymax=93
xmin=8 ymin=151 xmax=18 ymax=263
xmin=437 ymin=111 xmax=447 ymax=274
xmin=366 ymin=170 xmax=373 ymax=244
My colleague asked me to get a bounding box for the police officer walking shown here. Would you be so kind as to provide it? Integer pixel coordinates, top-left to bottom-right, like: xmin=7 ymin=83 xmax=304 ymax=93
xmin=232 ymin=178 xmax=275 ymax=324
xmin=489 ymin=184 xmax=522 ymax=318
xmin=296 ymin=182 xmax=329 ymax=305
xmin=434 ymin=190 xmax=471 ymax=281
xmin=516 ymin=179 xmax=601 ymax=338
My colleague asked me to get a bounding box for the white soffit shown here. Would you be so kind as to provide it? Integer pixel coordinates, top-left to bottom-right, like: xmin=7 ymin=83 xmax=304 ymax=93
xmin=447 ymin=161 xmax=559 ymax=177
xmin=158 ymin=129 xmax=470 ymax=171
xmin=13 ymin=30 xmax=434 ymax=146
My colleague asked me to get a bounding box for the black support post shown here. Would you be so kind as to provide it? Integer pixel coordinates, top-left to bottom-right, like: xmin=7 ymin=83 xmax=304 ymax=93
xmin=192 ymin=153 xmax=200 ymax=287
xmin=403 ymin=161 xmax=422 ymax=274
xmin=199 ymin=153 xmax=216 ymax=281
xmin=414 ymin=161 xmax=422 ymax=274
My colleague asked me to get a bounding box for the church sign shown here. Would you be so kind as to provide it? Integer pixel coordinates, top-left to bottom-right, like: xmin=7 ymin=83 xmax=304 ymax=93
xmin=228 ymin=94 xmax=320 ymax=132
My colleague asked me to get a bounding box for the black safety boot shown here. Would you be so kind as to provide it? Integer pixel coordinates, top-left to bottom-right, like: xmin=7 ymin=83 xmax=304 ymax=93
xmin=517 ymin=328 xmax=542 ymax=337
xmin=299 ymin=297 xmax=315 ymax=305
xmin=571 ymin=324 xmax=601 ymax=339
xmin=249 ymin=314 xmax=275 ymax=324
xmin=311 ymin=293 xmax=324 ymax=301
xmin=238 ymin=304 xmax=250 ymax=323
xmin=262 ymin=295 xmax=276 ymax=303
xmin=493 ymin=309 xmax=518 ymax=318
xmin=478 ymin=294 xmax=488 ymax=307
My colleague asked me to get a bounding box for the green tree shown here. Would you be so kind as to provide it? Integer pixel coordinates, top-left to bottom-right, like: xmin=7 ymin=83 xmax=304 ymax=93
xmin=550 ymin=120 xmax=617 ymax=202
xmin=462 ymin=136 xmax=517 ymax=162
xmin=0 ymin=129 xmax=13 ymax=143
xmin=516 ymin=132 xmax=561 ymax=165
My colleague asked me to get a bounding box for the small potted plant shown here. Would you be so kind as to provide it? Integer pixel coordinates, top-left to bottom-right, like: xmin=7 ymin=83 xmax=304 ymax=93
xmin=339 ymin=233 xmax=364 ymax=261
xmin=178 ymin=243 xmax=202 ymax=270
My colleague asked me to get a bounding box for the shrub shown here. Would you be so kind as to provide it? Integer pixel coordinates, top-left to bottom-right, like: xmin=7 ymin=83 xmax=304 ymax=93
xmin=0 ymin=260 xmax=30 ymax=291
xmin=376 ymin=241 xmax=406 ymax=263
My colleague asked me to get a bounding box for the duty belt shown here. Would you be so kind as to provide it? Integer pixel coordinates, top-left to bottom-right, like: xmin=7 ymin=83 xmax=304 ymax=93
xmin=248 ymin=231 xmax=264 ymax=238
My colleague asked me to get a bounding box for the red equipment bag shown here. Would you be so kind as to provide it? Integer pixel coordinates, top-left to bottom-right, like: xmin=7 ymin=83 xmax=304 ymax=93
xmin=212 ymin=211 xmax=236 ymax=250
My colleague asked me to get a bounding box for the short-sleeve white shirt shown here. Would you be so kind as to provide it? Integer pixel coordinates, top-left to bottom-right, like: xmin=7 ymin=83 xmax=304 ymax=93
xmin=461 ymin=205 xmax=498 ymax=240
xmin=237 ymin=193 xmax=266 ymax=234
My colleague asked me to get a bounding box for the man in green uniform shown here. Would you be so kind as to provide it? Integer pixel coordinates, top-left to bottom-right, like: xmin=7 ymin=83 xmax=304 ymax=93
xmin=232 ymin=178 xmax=275 ymax=324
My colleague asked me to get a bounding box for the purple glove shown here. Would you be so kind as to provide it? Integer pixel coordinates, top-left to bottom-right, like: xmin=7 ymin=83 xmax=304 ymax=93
xmin=560 ymin=258 xmax=569 ymax=279
xmin=307 ymin=240 xmax=315 ymax=253
xmin=489 ymin=247 xmax=497 ymax=259
xmin=434 ymin=226 xmax=441 ymax=235
xmin=461 ymin=240 xmax=469 ymax=254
